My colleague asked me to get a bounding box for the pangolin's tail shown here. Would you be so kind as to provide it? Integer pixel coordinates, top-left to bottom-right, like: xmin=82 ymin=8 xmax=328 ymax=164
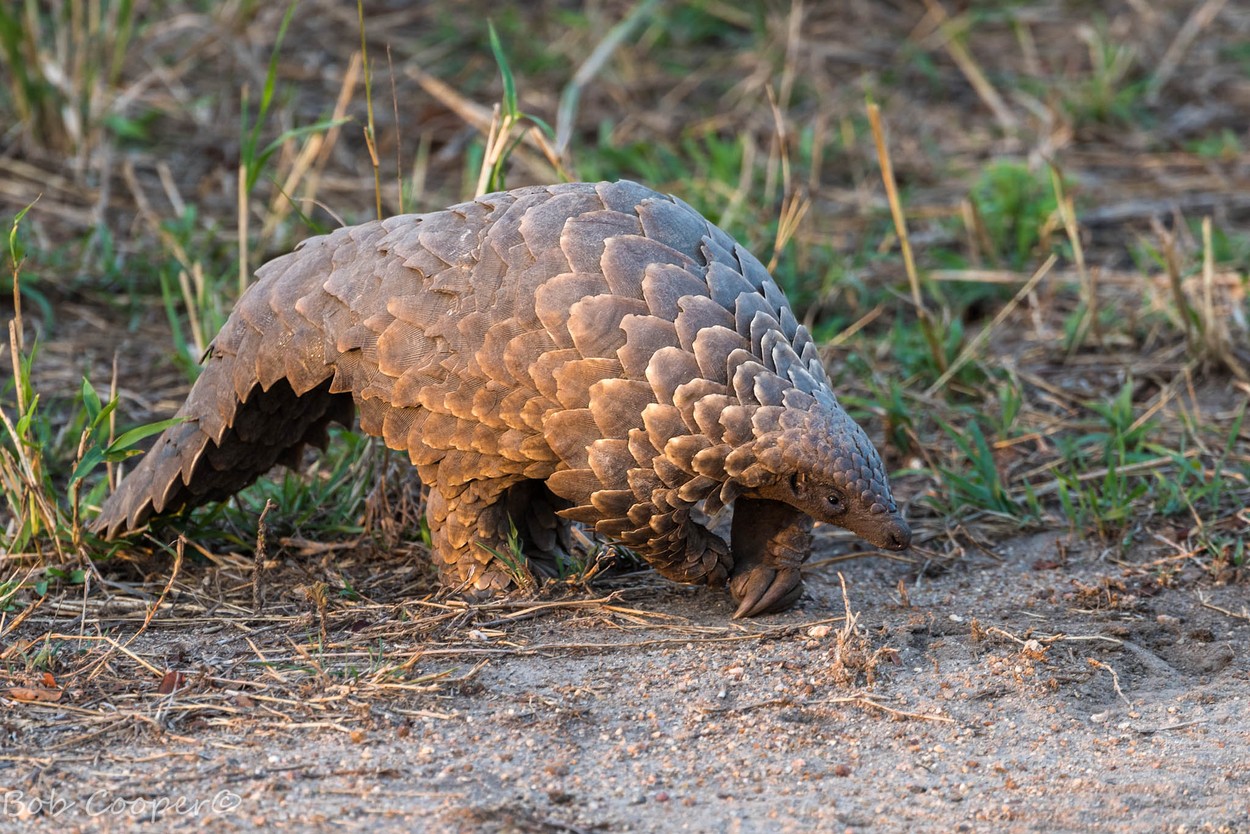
xmin=91 ymin=226 xmax=372 ymax=538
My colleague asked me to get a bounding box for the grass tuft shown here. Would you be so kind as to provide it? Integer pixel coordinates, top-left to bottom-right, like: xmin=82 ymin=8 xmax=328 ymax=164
xmin=1 ymin=205 xmax=179 ymax=567
xmin=0 ymin=0 xmax=137 ymax=157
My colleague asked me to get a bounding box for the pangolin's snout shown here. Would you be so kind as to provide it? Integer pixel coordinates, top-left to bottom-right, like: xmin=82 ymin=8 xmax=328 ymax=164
xmin=879 ymin=516 xmax=912 ymax=551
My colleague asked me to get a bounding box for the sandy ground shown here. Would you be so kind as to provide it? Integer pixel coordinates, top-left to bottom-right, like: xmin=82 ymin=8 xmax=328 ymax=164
xmin=4 ymin=528 xmax=1248 ymax=834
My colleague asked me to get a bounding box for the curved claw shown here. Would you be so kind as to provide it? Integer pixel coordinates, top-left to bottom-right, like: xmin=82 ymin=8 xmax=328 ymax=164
xmin=730 ymin=566 xmax=804 ymax=618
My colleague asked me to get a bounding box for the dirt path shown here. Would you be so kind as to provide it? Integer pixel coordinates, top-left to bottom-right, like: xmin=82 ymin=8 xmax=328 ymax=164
xmin=4 ymin=531 xmax=1247 ymax=833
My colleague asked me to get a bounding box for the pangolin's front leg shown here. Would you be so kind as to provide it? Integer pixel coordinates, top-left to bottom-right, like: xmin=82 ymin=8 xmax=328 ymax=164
xmin=597 ymin=483 xmax=733 ymax=590
xmin=728 ymin=497 xmax=813 ymax=617
xmin=642 ymin=514 xmax=733 ymax=590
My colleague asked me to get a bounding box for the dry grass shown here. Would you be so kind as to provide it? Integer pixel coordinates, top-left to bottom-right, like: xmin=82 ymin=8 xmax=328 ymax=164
xmin=1 ymin=546 xmax=871 ymax=747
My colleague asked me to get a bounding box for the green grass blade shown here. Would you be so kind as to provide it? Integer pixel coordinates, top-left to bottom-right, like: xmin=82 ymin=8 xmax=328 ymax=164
xmin=255 ymin=117 xmax=352 ymax=176
xmin=243 ymin=0 xmax=301 ymax=192
xmin=105 ymin=417 xmax=186 ymax=457
xmin=488 ymin=21 xmax=518 ymax=118
xmin=69 ymin=446 xmax=105 ymax=485
xmin=80 ymin=377 xmax=103 ymax=425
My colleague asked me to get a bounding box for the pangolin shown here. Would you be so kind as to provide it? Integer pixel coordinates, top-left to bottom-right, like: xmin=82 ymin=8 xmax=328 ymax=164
xmin=93 ymin=181 xmax=910 ymax=617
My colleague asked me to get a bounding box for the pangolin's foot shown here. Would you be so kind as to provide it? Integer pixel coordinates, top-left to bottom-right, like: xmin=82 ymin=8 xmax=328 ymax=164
xmin=443 ymin=550 xmax=532 ymax=597
xmin=730 ymin=566 xmax=804 ymax=618
xmin=727 ymin=497 xmax=813 ymax=618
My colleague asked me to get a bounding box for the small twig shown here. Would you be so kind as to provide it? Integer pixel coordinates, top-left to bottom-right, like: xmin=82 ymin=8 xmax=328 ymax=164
xmin=357 ymin=0 xmax=382 ymax=219
xmin=1198 ymin=593 xmax=1250 ymax=622
xmin=815 ymin=696 xmax=956 ymax=724
xmin=836 ymin=571 xmax=857 ymax=641
xmin=237 ymin=151 xmax=249 ymax=297
xmin=926 ymin=254 xmax=1056 ymax=396
xmin=253 ymin=499 xmax=276 ymax=615
xmin=299 ymin=51 xmax=361 ymax=223
xmin=407 ymin=66 xmax=557 ymax=183
xmin=474 ymin=104 xmax=508 ymax=198
xmin=106 ymin=352 xmax=119 ymax=490
xmin=387 ymin=44 xmax=403 ymax=213
xmin=920 ymin=0 xmax=1018 ymax=134
xmin=981 ymin=625 xmax=1123 ymax=647
xmin=127 ymin=536 xmax=185 ymax=643
xmin=0 ymin=585 xmax=44 ymax=657
xmin=68 ymin=633 xmax=165 ymax=678
xmin=1051 ymin=164 xmax=1099 ymax=348
xmin=697 ymin=693 xmax=953 ymax=724
xmin=1088 ymin=658 xmax=1132 ymax=708
xmin=825 ymin=304 xmax=885 ymax=349
xmin=1199 ymin=217 xmax=1248 ymax=380
xmin=261 ymin=61 xmax=358 ymax=238
xmin=1146 ymin=0 xmax=1228 ymax=104
xmin=1133 ymin=719 xmax=1209 ymax=736
xmin=246 ymin=632 xmax=808 ymax=661
xmin=801 ymin=549 xmax=898 ymax=571
xmin=307 ymin=581 xmax=329 ymax=649
xmin=1152 ymin=217 xmax=1194 ymax=347
xmin=695 ymin=697 xmax=793 ymax=715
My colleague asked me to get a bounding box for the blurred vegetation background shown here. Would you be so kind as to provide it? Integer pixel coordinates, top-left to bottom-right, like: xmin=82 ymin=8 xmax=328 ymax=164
xmin=0 ymin=0 xmax=1247 ymax=590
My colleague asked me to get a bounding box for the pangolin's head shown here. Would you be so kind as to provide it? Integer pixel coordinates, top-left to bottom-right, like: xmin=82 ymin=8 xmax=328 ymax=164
xmin=735 ymin=402 xmax=911 ymax=551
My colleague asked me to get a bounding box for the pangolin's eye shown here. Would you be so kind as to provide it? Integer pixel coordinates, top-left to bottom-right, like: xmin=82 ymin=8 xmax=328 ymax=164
xmin=826 ymin=492 xmax=845 ymax=510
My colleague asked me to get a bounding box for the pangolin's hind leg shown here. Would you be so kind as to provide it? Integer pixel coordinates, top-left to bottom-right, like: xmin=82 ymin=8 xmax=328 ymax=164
xmin=563 ymin=485 xmax=733 ymax=589
xmin=424 ymin=481 xmax=522 ymax=595
xmin=425 ymin=479 xmax=579 ymax=593
xmin=728 ymin=498 xmax=813 ymax=618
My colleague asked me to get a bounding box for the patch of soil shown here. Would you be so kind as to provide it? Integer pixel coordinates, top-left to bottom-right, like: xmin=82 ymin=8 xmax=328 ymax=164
xmin=3 ymin=531 xmax=1247 ymax=833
